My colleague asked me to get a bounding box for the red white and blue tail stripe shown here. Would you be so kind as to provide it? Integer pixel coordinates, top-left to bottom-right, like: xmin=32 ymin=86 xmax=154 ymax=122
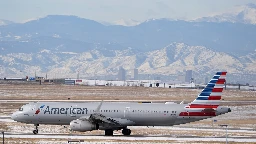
xmin=189 ymin=72 xmax=227 ymax=109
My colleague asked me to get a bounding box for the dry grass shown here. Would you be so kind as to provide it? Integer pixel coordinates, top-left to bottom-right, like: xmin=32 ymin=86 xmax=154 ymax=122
xmin=1 ymin=84 xmax=256 ymax=143
xmin=0 ymin=138 xmax=177 ymax=144
xmin=0 ymin=123 xmax=8 ymax=131
xmin=0 ymin=103 xmax=25 ymax=115
xmin=0 ymin=137 xmax=252 ymax=144
xmin=0 ymin=138 xmax=64 ymax=144
xmin=0 ymin=84 xmax=255 ymax=101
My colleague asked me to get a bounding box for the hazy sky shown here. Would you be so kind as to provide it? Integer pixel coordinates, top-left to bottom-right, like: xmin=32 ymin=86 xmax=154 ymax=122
xmin=0 ymin=0 xmax=255 ymax=22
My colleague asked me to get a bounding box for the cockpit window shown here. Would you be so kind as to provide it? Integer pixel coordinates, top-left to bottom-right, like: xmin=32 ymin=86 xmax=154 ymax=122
xmin=19 ymin=108 xmax=23 ymax=111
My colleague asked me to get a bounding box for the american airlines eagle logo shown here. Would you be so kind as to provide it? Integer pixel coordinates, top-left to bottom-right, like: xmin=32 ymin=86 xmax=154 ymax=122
xmin=35 ymin=105 xmax=45 ymax=114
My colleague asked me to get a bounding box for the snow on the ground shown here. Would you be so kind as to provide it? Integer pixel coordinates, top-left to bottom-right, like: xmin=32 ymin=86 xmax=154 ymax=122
xmin=1 ymin=134 xmax=256 ymax=143
xmin=130 ymin=126 xmax=256 ymax=134
xmin=0 ymin=118 xmax=14 ymax=122
xmin=0 ymin=115 xmax=11 ymax=118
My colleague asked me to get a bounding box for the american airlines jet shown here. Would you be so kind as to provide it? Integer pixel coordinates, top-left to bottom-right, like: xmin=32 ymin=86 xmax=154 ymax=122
xmin=11 ymin=72 xmax=231 ymax=136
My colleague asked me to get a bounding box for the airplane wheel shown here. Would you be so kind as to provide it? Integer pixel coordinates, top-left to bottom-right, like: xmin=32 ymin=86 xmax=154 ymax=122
xmin=122 ymin=129 xmax=131 ymax=135
xmin=33 ymin=130 xmax=38 ymax=134
xmin=105 ymin=129 xmax=113 ymax=136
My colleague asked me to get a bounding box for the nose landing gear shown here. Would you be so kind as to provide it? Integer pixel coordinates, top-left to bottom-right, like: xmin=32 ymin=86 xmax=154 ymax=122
xmin=33 ymin=124 xmax=39 ymax=134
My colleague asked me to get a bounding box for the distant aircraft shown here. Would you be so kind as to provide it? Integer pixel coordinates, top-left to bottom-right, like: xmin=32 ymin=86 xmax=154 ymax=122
xmin=11 ymin=72 xmax=231 ymax=136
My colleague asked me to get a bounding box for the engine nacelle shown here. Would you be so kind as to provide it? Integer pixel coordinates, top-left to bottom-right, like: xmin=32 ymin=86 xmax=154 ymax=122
xmin=70 ymin=120 xmax=97 ymax=132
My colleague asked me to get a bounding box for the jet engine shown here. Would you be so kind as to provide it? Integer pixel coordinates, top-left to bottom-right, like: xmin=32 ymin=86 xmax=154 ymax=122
xmin=70 ymin=119 xmax=98 ymax=132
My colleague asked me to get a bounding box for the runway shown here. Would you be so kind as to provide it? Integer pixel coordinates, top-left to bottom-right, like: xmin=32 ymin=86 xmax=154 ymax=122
xmin=1 ymin=132 xmax=256 ymax=143
xmin=1 ymin=118 xmax=256 ymax=143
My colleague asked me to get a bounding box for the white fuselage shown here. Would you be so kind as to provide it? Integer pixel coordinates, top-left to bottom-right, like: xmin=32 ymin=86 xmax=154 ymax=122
xmin=11 ymin=102 xmax=229 ymax=126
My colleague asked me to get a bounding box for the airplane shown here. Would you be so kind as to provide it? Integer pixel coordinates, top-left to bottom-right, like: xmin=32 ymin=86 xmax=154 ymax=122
xmin=11 ymin=72 xmax=231 ymax=136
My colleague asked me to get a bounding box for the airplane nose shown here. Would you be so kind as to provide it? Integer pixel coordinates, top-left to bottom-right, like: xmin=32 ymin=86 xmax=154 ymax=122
xmin=11 ymin=112 xmax=18 ymax=121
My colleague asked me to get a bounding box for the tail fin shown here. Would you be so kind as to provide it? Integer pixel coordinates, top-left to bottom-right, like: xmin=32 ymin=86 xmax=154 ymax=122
xmin=189 ymin=72 xmax=227 ymax=109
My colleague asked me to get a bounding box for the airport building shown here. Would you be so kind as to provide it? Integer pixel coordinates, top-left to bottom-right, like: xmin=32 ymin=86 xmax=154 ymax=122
xmin=131 ymin=69 xmax=138 ymax=80
xmin=118 ymin=66 xmax=126 ymax=81
xmin=185 ymin=70 xmax=193 ymax=83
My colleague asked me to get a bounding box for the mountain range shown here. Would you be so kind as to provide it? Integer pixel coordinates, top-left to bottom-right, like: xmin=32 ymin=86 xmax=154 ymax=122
xmin=195 ymin=3 xmax=256 ymax=25
xmin=0 ymin=19 xmax=13 ymax=26
xmin=0 ymin=41 xmax=255 ymax=83
xmin=0 ymin=4 xmax=256 ymax=84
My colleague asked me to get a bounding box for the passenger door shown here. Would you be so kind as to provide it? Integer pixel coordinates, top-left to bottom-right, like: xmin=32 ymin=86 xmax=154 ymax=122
xmin=124 ymin=107 xmax=130 ymax=118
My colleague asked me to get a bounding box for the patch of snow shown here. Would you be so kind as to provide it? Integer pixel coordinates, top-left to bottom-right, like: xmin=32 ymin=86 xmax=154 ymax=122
xmin=52 ymin=34 xmax=61 ymax=38
xmin=5 ymin=34 xmax=11 ymax=38
xmin=40 ymin=49 xmax=51 ymax=53
xmin=112 ymin=19 xmax=141 ymax=26
xmin=14 ymin=36 xmax=21 ymax=40
xmin=20 ymin=41 xmax=29 ymax=43
xmin=61 ymin=52 xmax=78 ymax=55
xmin=1 ymin=134 xmax=256 ymax=142
xmin=0 ymin=118 xmax=14 ymax=123
xmin=7 ymin=53 xmax=33 ymax=61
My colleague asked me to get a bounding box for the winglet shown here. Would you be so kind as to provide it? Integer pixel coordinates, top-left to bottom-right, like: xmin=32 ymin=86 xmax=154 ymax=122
xmin=180 ymin=100 xmax=185 ymax=104
xmin=95 ymin=100 xmax=103 ymax=113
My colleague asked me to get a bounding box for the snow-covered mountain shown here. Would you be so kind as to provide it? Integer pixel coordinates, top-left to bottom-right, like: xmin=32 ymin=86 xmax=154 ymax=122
xmin=1 ymin=15 xmax=256 ymax=56
xmin=1 ymin=43 xmax=255 ymax=81
xmin=100 ymin=19 xmax=141 ymax=26
xmin=196 ymin=3 xmax=256 ymax=24
xmin=0 ymin=15 xmax=256 ymax=83
xmin=0 ymin=19 xmax=13 ymax=26
xmin=112 ymin=19 xmax=141 ymax=26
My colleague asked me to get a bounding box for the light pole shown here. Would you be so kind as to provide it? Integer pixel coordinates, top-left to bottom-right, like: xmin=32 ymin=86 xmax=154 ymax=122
xmin=2 ymin=131 xmax=4 ymax=144
xmin=219 ymin=124 xmax=228 ymax=144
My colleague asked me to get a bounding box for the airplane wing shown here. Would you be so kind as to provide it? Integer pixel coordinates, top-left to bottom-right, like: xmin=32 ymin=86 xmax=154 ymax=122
xmin=78 ymin=101 xmax=135 ymax=126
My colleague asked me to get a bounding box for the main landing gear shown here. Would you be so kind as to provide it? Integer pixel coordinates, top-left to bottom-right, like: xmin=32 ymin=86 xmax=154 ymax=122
xmin=105 ymin=129 xmax=113 ymax=136
xmin=104 ymin=128 xmax=131 ymax=136
xmin=122 ymin=128 xmax=131 ymax=136
xmin=33 ymin=124 xmax=39 ymax=134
